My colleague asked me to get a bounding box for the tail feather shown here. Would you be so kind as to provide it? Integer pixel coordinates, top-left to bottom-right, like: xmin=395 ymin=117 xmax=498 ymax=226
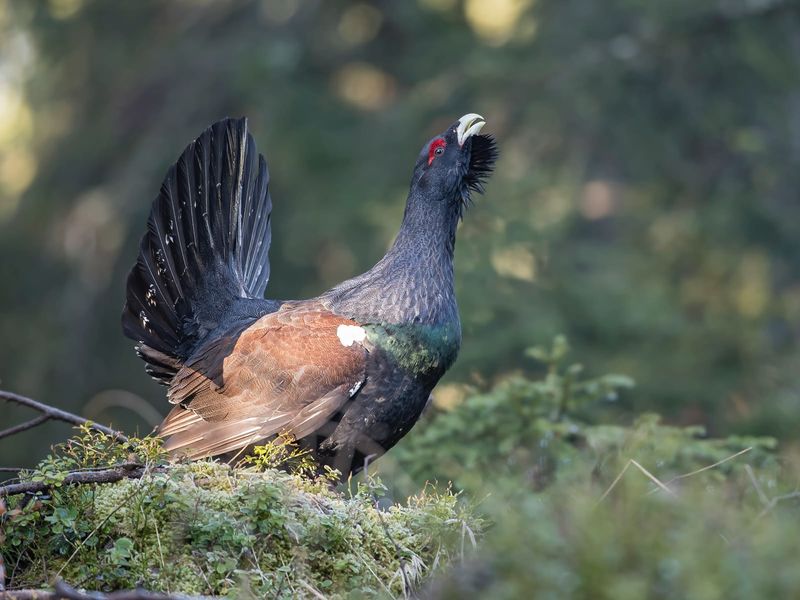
xmin=123 ymin=117 xmax=273 ymax=383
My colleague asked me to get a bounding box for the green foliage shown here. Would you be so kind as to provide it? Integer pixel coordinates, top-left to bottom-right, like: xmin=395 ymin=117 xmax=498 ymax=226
xmin=1 ymin=430 xmax=478 ymax=598
xmin=240 ymin=439 xmax=330 ymax=481
xmin=2 ymin=0 xmax=800 ymax=471
xmin=425 ymin=456 xmax=800 ymax=600
xmin=392 ymin=337 xmax=775 ymax=492
xmin=389 ymin=340 xmax=796 ymax=599
xmin=2 ymin=343 xmax=796 ymax=598
xmin=2 ymin=1 xmax=799 ymax=593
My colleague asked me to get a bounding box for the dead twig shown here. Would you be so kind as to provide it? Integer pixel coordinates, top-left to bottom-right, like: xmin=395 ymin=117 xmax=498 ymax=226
xmin=0 ymin=417 xmax=49 ymax=441
xmin=0 ymin=578 xmax=217 ymax=598
xmin=0 ymin=463 xmax=147 ymax=498
xmin=0 ymin=390 xmax=127 ymax=443
xmin=0 ymin=592 xmax=55 ymax=600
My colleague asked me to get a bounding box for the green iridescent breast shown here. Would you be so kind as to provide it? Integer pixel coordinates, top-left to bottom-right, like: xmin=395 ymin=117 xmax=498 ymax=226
xmin=364 ymin=321 xmax=461 ymax=378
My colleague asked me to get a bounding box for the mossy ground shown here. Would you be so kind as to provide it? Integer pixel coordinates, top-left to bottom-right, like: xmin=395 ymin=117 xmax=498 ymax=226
xmin=0 ymin=431 xmax=477 ymax=598
xmin=3 ymin=338 xmax=799 ymax=599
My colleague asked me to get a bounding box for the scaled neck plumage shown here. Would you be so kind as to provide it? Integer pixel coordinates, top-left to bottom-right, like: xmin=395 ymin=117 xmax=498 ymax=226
xmin=323 ymin=186 xmax=461 ymax=326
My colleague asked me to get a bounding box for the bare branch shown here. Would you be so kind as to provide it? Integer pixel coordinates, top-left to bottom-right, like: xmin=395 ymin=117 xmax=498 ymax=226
xmin=0 ymin=591 xmax=55 ymax=600
xmin=55 ymin=579 xmax=210 ymax=599
xmin=0 ymin=579 xmax=217 ymax=599
xmin=0 ymin=464 xmax=147 ymax=498
xmin=0 ymin=417 xmax=49 ymax=441
xmin=0 ymin=390 xmax=128 ymax=442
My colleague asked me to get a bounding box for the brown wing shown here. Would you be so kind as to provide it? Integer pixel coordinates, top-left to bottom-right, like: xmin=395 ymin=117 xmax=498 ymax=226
xmin=157 ymin=303 xmax=367 ymax=459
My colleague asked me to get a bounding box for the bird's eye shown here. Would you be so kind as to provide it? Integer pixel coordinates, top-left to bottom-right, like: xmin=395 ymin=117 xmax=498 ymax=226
xmin=428 ymin=139 xmax=447 ymax=165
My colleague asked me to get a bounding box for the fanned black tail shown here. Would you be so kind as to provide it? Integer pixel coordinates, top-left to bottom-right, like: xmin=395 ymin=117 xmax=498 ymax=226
xmin=122 ymin=118 xmax=273 ymax=383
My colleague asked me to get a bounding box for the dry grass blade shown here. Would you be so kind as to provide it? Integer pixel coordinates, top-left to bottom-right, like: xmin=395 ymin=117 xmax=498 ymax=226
xmin=460 ymin=520 xmax=477 ymax=560
xmin=347 ymin=545 xmax=393 ymax=597
xmin=757 ymin=490 xmax=800 ymax=520
xmin=296 ymin=580 xmax=328 ymax=600
xmin=629 ymin=460 xmax=675 ymax=496
xmin=744 ymin=464 xmax=770 ymax=506
xmin=595 ymin=460 xmax=632 ymax=505
xmin=375 ymin=507 xmax=412 ymax=598
xmin=596 ymin=459 xmax=675 ymax=505
xmin=660 ymin=447 xmax=752 ymax=488
xmin=599 ymin=447 xmax=755 ymax=504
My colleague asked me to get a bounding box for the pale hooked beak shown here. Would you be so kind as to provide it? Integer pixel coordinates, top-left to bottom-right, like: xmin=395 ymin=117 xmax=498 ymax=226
xmin=456 ymin=113 xmax=486 ymax=146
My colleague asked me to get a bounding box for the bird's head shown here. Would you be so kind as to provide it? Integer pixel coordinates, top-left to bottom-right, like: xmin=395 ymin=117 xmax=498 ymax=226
xmin=410 ymin=113 xmax=498 ymax=219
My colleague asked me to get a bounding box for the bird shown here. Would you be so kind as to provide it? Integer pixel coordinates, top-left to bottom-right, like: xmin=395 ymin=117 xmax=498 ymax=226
xmin=122 ymin=114 xmax=497 ymax=477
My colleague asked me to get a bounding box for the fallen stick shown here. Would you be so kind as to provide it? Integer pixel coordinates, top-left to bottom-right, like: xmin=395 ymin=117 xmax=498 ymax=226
xmin=0 ymin=463 xmax=146 ymax=498
xmin=0 ymin=578 xmax=217 ymax=599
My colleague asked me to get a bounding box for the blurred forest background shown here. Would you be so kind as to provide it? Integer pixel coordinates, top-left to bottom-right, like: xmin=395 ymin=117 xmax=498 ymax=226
xmin=1 ymin=0 xmax=799 ymax=472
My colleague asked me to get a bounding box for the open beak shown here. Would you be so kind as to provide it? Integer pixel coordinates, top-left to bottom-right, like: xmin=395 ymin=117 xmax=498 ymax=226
xmin=456 ymin=113 xmax=486 ymax=146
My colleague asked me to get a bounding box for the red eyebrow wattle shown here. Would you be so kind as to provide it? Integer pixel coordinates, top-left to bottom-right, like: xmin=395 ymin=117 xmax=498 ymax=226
xmin=428 ymin=138 xmax=446 ymax=165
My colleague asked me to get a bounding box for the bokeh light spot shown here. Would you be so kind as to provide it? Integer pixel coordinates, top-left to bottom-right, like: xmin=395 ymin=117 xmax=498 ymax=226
xmin=581 ymin=180 xmax=616 ymax=220
xmin=0 ymin=148 xmax=36 ymax=195
xmin=735 ymin=251 xmax=770 ymax=318
xmin=332 ymin=62 xmax=396 ymax=111
xmin=491 ymin=245 xmax=536 ymax=281
xmin=432 ymin=383 xmax=470 ymax=410
xmin=48 ymin=0 xmax=84 ymax=20
xmin=338 ymin=4 xmax=383 ymax=46
xmin=465 ymin=0 xmax=533 ymax=46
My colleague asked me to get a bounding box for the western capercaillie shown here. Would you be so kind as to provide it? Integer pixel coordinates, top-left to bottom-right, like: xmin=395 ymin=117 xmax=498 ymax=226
xmin=122 ymin=115 xmax=497 ymax=476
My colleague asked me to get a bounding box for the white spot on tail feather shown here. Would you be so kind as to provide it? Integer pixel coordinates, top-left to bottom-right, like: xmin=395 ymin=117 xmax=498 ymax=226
xmin=337 ymin=324 xmax=366 ymax=347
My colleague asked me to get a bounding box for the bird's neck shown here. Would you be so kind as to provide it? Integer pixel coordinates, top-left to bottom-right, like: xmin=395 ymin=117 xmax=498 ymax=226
xmin=385 ymin=192 xmax=458 ymax=269
xmin=325 ymin=189 xmax=460 ymax=325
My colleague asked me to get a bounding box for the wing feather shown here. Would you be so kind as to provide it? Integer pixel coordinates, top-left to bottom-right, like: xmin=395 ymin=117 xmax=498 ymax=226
xmin=158 ymin=303 xmax=367 ymax=459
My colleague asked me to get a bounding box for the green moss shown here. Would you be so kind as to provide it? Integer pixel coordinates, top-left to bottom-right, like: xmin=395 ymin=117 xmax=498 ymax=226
xmin=0 ymin=430 xmax=479 ymax=598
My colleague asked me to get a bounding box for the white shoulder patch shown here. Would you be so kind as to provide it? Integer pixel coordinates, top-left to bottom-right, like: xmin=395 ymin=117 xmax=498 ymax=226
xmin=336 ymin=324 xmax=366 ymax=347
